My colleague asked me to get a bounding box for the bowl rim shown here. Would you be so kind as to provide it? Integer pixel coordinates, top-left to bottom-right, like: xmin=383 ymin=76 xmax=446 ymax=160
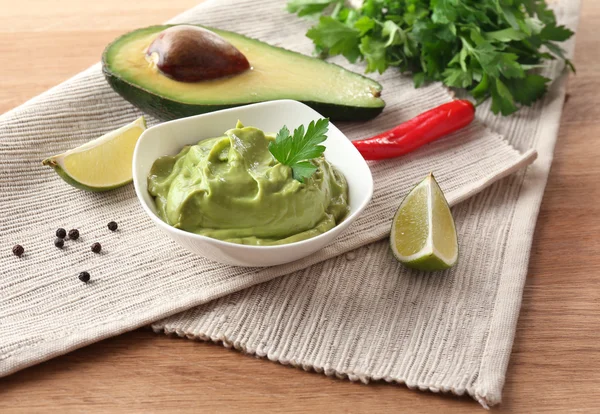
xmin=132 ymin=100 xmax=374 ymax=251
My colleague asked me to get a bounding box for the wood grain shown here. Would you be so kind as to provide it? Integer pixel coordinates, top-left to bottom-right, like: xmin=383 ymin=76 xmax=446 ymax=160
xmin=1 ymin=0 xmax=599 ymax=412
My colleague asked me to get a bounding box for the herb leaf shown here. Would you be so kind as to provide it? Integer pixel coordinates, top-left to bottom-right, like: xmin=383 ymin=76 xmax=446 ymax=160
xmin=506 ymin=74 xmax=550 ymax=106
xmin=269 ymin=118 xmax=329 ymax=183
xmin=286 ymin=0 xmax=341 ymax=17
xmin=289 ymin=0 xmax=575 ymax=116
xmin=540 ymin=23 xmax=574 ymax=42
xmin=307 ymin=17 xmax=361 ymax=62
xmin=290 ymin=161 xmax=319 ymax=183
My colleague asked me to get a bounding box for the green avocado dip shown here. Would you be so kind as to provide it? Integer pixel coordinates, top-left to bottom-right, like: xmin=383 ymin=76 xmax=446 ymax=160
xmin=147 ymin=121 xmax=349 ymax=246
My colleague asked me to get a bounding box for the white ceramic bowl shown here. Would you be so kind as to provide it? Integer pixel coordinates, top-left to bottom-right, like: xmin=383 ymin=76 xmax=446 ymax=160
xmin=132 ymin=100 xmax=373 ymax=267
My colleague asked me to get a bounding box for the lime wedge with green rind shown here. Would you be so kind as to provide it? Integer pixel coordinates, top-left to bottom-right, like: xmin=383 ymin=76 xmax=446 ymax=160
xmin=390 ymin=173 xmax=458 ymax=271
xmin=42 ymin=116 xmax=146 ymax=192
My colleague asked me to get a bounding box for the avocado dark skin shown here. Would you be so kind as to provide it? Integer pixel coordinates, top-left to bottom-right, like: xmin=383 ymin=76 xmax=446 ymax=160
xmin=146 ymin=25 xmax=251 ymax=82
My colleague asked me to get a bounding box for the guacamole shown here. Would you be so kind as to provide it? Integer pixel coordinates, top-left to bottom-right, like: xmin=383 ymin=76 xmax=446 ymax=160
xmin=147 ymin=122 xmax=349 ymax=246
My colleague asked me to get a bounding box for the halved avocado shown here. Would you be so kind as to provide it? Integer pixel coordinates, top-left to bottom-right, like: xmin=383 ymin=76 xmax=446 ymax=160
xmin=102 ymin=25 xmax=385 ymax=121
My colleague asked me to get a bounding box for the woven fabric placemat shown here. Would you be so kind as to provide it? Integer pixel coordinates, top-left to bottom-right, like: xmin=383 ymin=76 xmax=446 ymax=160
xmin=152 ymin=0 xmax=580 ymax=408
xmin=0 ymin=0 xmax=577 ymax=407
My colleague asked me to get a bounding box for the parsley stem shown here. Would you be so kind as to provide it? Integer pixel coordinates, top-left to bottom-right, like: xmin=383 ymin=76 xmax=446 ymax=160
xmin=331 ymin=1 xmax=343 ymax=19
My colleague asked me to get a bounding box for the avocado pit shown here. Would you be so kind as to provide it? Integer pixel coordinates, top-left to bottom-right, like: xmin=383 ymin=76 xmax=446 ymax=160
xmin=146 ymin=25 xmax=251 ymax=82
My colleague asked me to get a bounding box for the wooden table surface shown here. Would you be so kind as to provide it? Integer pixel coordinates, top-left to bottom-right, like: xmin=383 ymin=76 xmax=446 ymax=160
xmin=1 ymin=1 xmax=599 ymax=412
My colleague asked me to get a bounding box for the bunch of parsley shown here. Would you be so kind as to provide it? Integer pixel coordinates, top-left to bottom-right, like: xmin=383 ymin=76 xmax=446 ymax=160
xmin=287 ymin=0 xmax=574 ymax=115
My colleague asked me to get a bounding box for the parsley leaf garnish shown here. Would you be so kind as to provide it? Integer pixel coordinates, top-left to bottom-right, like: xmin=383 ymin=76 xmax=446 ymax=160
xmin=288 ymin=0 xmax=575 ymax=116
xmin=268 ymin=118 xmax=329 ymax=183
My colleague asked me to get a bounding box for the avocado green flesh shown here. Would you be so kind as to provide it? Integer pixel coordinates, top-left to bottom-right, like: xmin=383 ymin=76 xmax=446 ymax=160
xmin=102 ymin=25 xmax=385 ymax=121
xmin=147 ymin=123 xmax=349 ymax=246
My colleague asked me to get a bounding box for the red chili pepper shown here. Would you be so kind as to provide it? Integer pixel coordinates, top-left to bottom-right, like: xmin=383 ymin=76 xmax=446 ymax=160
xmin=353 ymin=100 xmax=475 ymax=161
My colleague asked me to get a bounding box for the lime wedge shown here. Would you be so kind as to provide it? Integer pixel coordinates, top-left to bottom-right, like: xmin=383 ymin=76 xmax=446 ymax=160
xmin=390 ymin=173 xmax=458 ymax=271
xmin=42 ymin=116 xmax=146 ymax=192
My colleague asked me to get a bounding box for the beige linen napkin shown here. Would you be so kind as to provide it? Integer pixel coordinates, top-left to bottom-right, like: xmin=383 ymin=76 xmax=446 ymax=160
xmin=0 ymin=0 xmax=576 ymax=408
xmin=153 ymin=0 xmax=580 ymax=407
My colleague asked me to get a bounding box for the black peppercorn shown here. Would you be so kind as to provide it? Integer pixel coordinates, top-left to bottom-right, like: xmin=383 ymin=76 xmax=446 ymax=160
xmin=91 ymin=242 xmax=102 ymax=253
xmin=107 ymin=221 xmax=118 ymax=231
xmin=54 ymin=238 xmax=64 ymax=248
xmin=56 ymin=228 xmax=66 ymax=239
xmin=12 ymin=244 xmax=24 ymax=257
xmin=68 ymin=229 xmax=80 ymax=240
xmin=78 ymin=271 xmax=90 ymax=283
